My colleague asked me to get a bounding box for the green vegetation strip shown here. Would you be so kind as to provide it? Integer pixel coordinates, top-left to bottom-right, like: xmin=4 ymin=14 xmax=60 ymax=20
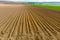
xmin=29 ymin=4 xmax=60 ymax=11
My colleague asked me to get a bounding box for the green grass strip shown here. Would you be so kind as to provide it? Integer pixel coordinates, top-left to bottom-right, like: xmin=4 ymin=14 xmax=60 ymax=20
xmin=29 ymin=4 xmax=60 ymax=11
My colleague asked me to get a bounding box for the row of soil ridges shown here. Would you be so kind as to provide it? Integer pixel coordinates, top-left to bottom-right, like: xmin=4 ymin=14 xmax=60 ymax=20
xmin=0 ymin=4 xmax=60 ymax=40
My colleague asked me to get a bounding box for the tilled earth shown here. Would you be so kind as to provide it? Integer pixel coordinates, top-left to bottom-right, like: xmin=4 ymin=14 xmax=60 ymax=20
xmin=0 ymin=4 xmax=60 ymax=40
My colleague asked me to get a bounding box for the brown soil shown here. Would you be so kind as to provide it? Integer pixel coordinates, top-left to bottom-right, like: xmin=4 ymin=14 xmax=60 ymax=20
xmin=0 ymin=4 xmax=60 ymax=40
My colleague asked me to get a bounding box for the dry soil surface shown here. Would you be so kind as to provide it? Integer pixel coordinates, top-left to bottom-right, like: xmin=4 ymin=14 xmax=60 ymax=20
xmin=0 ymin=4 xmax=60 ymax=40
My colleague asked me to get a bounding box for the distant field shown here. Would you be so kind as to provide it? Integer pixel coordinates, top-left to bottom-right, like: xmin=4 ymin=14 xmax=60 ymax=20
xmin=29 ymin=4 xmax=60 ymax=11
